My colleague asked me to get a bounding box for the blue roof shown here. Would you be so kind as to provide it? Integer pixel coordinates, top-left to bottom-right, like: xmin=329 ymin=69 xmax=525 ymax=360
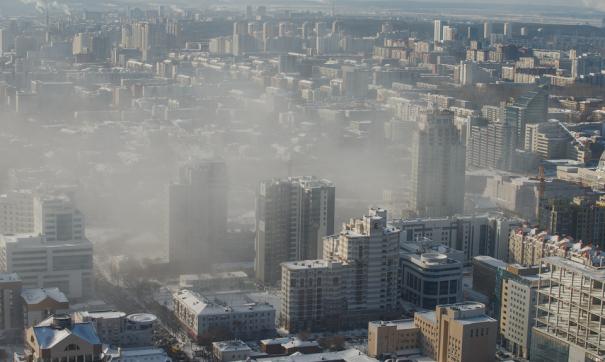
xmin=33 ymin=322 xmax=101 ymax=349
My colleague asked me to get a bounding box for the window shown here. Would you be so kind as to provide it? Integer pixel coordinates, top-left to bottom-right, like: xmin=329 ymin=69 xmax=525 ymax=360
xmin=65 ymin=344 xmax=80 ymax=351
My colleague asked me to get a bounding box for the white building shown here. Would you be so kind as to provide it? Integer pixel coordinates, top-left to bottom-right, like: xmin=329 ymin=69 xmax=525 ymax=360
xmin=172 ymin=290 xmax=275 ymax=340
xmin=0 ymin=234 xmax=93 ymax=299
xmin=499 ymin=264 xmax=542 ymax=360
xmin=212 ymin=340 xmax=252 ymax=362
xmin=0 ymin=190 xmax=33 ymax=235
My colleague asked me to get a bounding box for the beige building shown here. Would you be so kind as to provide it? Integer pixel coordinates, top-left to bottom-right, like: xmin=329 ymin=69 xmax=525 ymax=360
xmin=367 ymin=320 xmax=420 ymax=358
xmin=499 ymin=265 xmax=543 ymax=360
xmin=507 ymin=227 xmax=573 ymax=266
xmin=280 ymin=208 xmax=400 ymax=333
xmin=368 ymin=302 xmax=497 ymax=362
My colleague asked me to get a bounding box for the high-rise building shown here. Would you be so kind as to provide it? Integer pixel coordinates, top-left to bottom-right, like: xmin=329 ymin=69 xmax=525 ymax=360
xmin=0 ymin=273 xmax=22 ymax=343
xmin=483 ymin=21 xmax=492 ymax=40
xmin=341 ymin=66 xmax=369 ymax=99
xmin=255 ymin=177 xmax=335 ymax=285
xmin=280 ymin=208 xmax=399 ymax=332
xmin=0 ymin=195 xmax=92 ymax=299
xmin=168 ymin=160 xmax=227 ymax=272
xmin=532 ymin=250 xmax=605 ymax=361
xmin=0 ymin=190 xmax=34 ymax=235
xmin=411 ymin=111 xmax=466 ymax=218
xmin=571 ymin=52 xmax=603 ymax=79
xmin=499 ymin=264 xmax=543 ymax=360
xmin=503 ymin=22 xmax=512 ymax=38
xmin=539 ymin=196 xmax=605 ymax=248
xmin=434 ymin=19 xmax=442 ymax=43
xmin=466 ymin=116 xmax=517 ymax=171
xmin=368 ymin=302 xmax=497 ymax=361
xmin=504 ymin=88 xmax=549 ymax=148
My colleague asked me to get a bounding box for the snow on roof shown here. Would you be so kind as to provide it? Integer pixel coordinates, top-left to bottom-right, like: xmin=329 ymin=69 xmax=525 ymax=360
xmin=33 ymin=322 xmax=101 ymax=349
xmin=22 ymin=288 xmax=68 ymax=305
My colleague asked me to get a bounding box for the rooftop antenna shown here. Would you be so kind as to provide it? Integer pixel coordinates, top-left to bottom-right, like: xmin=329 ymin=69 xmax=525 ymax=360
xmin=330 ymin=0 xmax=335 ymax=17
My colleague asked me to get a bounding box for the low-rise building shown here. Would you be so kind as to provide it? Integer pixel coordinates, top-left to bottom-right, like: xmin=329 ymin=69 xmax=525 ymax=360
xmin=212 ymin=340 xmax=252 ymax=362
xmin=368 ymin=302 xmax=497 ymax=361
xmin=22 ymin=288 xmax=69 ymax=327
xmin=25 ymin=315 xmax=103 ymax=362
xmin=173 ymin=290 xmax=275 ymax=340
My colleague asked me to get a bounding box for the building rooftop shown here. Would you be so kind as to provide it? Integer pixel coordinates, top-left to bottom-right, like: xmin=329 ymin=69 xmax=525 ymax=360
xmin=22 ymin=288 xmax=68 ymax=305
xmin=77 ymin=310 xmax=126 ymax=320
xmin=244 ymin=348 xmax=376 ymax=362
xmin=213 ymin=340 xmax=252 ymax=352
xmin=0 ymin=273 xmax=21 ymax=283
xmin=105 ymin=347 xmax=172 ymax=362
xmin=369 ymin=319 xmax=417 ymax=330
xmin=174 ymin=290 xmax=274 ymax=316
xmin=33 ymin=318 xmax=101 ymax=349
xmin=282 ymin=259 xmax=343 ymax=270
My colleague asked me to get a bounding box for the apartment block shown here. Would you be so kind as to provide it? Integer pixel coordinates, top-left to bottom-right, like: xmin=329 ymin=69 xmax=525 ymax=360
xmin=255 ymin=176 xmax=335 ymax=285
xmin=280 ymin=208 xmax=399 ymax=333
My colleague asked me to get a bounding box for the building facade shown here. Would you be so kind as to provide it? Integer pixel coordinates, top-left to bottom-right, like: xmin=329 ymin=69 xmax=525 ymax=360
xmin=411 ymin=111 xmax=466 ymax=218
xmin=168 ymin=160 xmax=228 ymax=272
xmin=255 ymin=176 xmax=335 ymax=285
xmin=280 ymin=208 xmax=400 ymax=333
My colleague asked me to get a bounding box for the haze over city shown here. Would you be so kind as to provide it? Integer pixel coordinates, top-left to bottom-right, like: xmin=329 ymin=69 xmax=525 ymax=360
xmin=0 ymin=1 xmax=604 ymax=362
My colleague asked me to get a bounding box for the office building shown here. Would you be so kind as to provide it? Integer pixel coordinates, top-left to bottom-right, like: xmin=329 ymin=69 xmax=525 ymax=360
xmin=411 ymin=111 xmax=465 ymax=218
xmin=499 ymin=264 xmax=543 ymax=360
xmin=532 ymin=250 xmax=605 ymax=361
xmin=280 ymin=208 xmax=400 ymax=333
xmin=471 ymin=256 xmax=507 ymax=312
xmin=33 ymin=195 xmax=84 ymax=242
xmin=368 ymin=302 xmax=497 ymax=361
xmin=25 ymin=315 xmax=103 ymax=362
xmin=255 ymin=176 xmax=335 ymax=285
xmin=173 ymin=290 xmax=275 ymax=340
xmin=0 ymin=273 xmax=22 ymax=343
xmin=400 ymin=252 xmax=463 ymax=310
xmin=1 ymin=233 xmax=93 ymax=299
xmin=168 ymin=160 xmax=227 ymax=272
